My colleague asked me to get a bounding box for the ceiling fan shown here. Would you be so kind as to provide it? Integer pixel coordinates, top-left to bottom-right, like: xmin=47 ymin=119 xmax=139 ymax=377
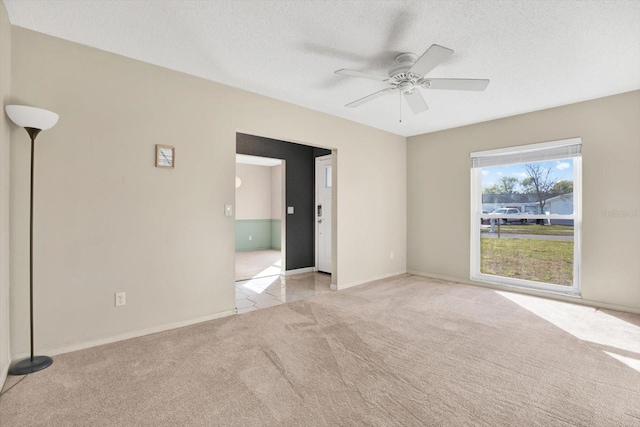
xmin=335 ymin=44 xmax=489 ymax=115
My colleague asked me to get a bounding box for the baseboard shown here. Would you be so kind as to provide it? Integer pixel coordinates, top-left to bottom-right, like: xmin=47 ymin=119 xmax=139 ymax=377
xmin=407 ymin=270 xmax=640 ymax=315
xmin=11 ymin=309 xmax=237 ymax=360
xmin=0 ymin=358 xmax=9 ymax=392
xmin=337 ymin=271 xmax=408 ymax=291
xmin=284 ymin=267 xmax=315 ymax=276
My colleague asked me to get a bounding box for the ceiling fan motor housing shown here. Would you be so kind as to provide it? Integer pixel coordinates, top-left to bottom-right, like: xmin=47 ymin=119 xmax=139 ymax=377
xmin=388 ymin=53 xmax=421 ymax=92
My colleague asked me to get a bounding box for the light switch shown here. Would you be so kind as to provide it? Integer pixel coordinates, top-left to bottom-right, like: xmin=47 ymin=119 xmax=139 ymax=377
xmin=287 ymin=206 xmax=294 ymax=214
xmin=225 ymin=204 xmax=233 ymax=216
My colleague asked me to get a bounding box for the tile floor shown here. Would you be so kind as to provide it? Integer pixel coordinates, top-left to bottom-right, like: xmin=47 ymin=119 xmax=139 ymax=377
xmin=235 ymin=272 xmax=332 ymax=314
xmin=236 ymin=249 xmax=282 ymax=282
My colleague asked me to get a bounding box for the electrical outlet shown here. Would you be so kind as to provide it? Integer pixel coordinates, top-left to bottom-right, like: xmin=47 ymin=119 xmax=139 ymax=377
xmin=115 ymin=292 xmax=126 ymax=307
xmin=390 ymin=251 xmax=394 ymax=259
xmin=249 ymin=235 xmax=252 ymax=241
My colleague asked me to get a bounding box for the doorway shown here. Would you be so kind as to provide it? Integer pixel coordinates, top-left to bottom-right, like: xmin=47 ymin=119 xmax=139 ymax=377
xmin=236 ymin=133 xmax=333 ymax=274
xmin=235 ymin=154 xmax=284 ymax=282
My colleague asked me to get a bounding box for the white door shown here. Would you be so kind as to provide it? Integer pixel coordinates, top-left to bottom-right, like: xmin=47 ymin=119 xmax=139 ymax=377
xmin=315 ymin=155 xmax=332 ymax=273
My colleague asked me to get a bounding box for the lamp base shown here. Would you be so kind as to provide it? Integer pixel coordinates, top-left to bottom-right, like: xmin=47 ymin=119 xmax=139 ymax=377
xmin=9 ymin=355 xmax=53 ymax=375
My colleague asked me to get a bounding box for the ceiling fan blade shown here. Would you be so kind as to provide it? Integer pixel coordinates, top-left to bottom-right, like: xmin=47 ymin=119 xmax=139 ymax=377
xmin=403 ymin=89 xmax=429 ymax=114
xmin=335 ymin=69 xmax=389 ymax=81
xmin=409 ymin=44 xmax=454 ymax=76
xmin=345 ymin=88 xmax=396 ymax=108
xmin=423 ymin=78 xmax=490 ymax=91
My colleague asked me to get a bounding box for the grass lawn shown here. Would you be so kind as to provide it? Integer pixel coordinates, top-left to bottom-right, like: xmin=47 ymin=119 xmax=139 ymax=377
xmin=481 ymin=237 xmax=573 ymax=285
xmin=481 ymin=224 xmax=574 ymax=236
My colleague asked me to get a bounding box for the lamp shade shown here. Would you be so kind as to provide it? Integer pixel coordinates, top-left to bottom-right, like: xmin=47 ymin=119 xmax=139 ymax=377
xmin=5 ymin=105 xmax=59 ymax=130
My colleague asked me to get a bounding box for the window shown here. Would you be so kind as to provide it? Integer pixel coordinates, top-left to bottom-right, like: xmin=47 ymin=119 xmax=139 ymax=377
xmin=470 ymin=138 xmax=582 ymax=296
xmin=325 ymin=165 xmax=332 ymax=188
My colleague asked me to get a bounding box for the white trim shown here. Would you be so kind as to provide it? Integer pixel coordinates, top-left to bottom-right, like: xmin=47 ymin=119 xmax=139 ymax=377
xmin=479 ymin=214 xmax=575 ymax=220
xmin=279 ymin=160 xmax=287 ymax=274
xmin=470 ymin=137 xmax=582 ymax=158
xmin=235 ymin=154 xmax=282 ymax=167
xmin=572 ymin=156 xmax=583 ymax=294
xmin=284 ymin=267 xmax=315 ymax=276
xmin=11 ymin=309 xmax=236 ymax=360
xmin=470 ymin=139 xmax=582 ymax=295
xmin=336 ymin=271 xmax=407 ymax=291
xmin=0 ymin=360 xmax=9 ymax=392
xmin=408 ymin=270 xmax=640 ymax=315
xmin=470 ymin=167 xmax=482 ymax=281
xmin=471 ymin=273 xmax=581 ymax=297
xmin=314 ymin=156 xmax=320 ymax=271
xmin=315 ymin=154 xmax=332 ymax=274
xmin=471 ymin=138 xmax=581 ymax=169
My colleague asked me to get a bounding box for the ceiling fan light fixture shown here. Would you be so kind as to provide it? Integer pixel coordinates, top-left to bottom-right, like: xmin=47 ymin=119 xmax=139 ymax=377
xmin=398 ymin=81 xmax=416 ymax=94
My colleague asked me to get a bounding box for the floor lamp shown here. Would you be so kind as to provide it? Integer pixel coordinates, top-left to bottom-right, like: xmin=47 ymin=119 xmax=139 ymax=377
xmin=5 ymin=105 xmax=59 ymax=375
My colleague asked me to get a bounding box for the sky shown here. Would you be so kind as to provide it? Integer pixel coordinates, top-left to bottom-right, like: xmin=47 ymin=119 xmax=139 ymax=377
xmin=482 ymin=159 xmax=574 ymax=190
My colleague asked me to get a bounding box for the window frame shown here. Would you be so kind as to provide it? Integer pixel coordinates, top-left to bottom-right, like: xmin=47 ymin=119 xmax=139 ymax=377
xmin=470 ymin=138 xmax=582 ymax=297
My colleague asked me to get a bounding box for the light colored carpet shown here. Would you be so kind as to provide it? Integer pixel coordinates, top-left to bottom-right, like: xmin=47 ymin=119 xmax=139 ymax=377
xmin=236 ymin=250 xmax=282 ymax=282
xmin=1 ymin=274 xmax=639 ymax=426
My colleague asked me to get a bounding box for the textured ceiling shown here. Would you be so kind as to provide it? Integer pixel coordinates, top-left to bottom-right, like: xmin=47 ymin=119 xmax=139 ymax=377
xmin=4 ymin=0 xmax=640 ymax=137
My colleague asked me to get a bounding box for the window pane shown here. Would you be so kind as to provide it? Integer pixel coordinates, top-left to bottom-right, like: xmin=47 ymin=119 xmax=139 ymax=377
xmin=481 ymin=159 xmax=574 ymax=216
xmin=480 ymin=225 xmax=574 ymax=286
xmin=325 ymin=165 xmax=332 ymax=188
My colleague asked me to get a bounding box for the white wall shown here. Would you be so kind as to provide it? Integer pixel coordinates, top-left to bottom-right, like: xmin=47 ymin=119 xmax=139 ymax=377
xmin=9 ymin=27 xmax=406 ymax=357
xmin=407 ymin=91 xmax=640 ymax=313
xmin=0 ymin=0 xmax=11 ymax=384
xmin=271 ymin=164 xmax=282 ymax=220
xmin=235 ymin=163 xmax=272 ymax=220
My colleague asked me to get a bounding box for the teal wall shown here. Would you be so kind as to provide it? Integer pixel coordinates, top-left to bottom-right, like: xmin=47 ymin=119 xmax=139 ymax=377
xmin=270 ymin=220 xmax=281 ymax=250
xmin=236 ymin=220 xmax=281 ymax=252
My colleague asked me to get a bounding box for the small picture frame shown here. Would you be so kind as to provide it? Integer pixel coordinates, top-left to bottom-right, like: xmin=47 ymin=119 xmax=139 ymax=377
xmin=156 ymin=144 xmax=175 ymax=168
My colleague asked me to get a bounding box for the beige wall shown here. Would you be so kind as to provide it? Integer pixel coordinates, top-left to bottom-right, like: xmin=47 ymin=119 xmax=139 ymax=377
xmin=407 ymin=91 xmax=640 ymax=312
xmin=234 ymin=162 xmax=282 ymax=220
xmin=0 ymin=0 xmax=11 ymax=382
xmin=271 ymin=164 xmax=282 ymax=220
xmin=235 ymin=163 xmax=272 ymax=220
xmin=9 ymin=27 xmax=406 ymax=357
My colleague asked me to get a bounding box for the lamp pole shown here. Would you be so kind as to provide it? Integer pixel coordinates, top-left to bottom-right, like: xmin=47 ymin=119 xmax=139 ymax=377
xmin=26 ymin=128 xmax=41 ymax=363
xmin=5 ymin=105 xmax=58 ymax=375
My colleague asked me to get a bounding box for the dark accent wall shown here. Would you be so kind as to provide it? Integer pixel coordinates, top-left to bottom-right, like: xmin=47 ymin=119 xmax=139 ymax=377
xmin=313 ymin=147 xmax=332 ymax=158
xmin=236 ymin=133 xmax=330 ymax=271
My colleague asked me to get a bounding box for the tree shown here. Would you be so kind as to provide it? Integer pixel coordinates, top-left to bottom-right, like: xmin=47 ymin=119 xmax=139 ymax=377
xmin=483 ymin=184 xmax=500 ymax=195
xmin=521 ymin=164 xmax=556 ymax=215
xmin=552 ymin=180 xmax=573 ymax=195
xmin=483 ymin=176 xmax=521 ymax=194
